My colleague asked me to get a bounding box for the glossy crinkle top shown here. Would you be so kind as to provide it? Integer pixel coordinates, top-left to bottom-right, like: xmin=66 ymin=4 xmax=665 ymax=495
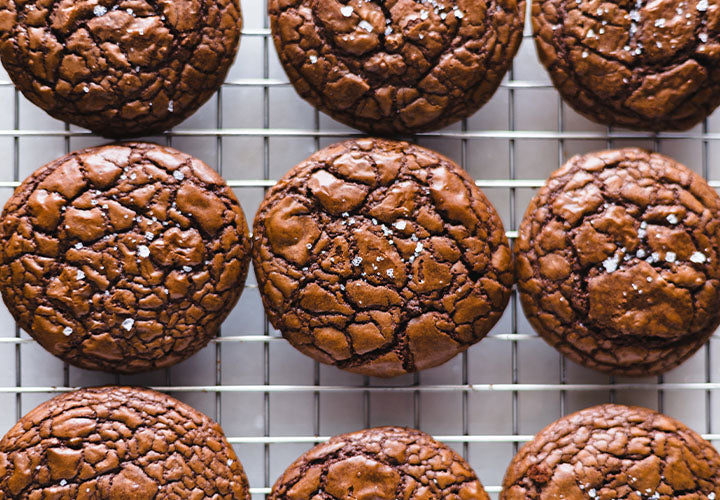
xmin=269 ymin=0 xmax=525 ymax=134
xmin=271 ymin=426 xmax=489 ymax=499
xmin=533 ymin=0 xmax=720 ymax=130
xmin=516 ymin=148 xmax=720 ymax=376
xmin=0 ymin=386 xmax=250 ymax=499
xmin=0 ymin=142 xmax=251 ymax=373
xmin=502 ymin=404 xmax=720 ymax=499
xmin=252 ymin=138 xmax=513 ymax=377
xmin=0 ymin=0 xmax=242 ymax=137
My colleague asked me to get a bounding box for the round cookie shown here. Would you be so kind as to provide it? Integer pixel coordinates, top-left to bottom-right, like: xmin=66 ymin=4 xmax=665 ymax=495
xmin=270 ymin=426 xmax=489 ymax=499
xmin=0 ymin=0 xmax=242 ymax=138
xmin=501 ymin=404 xmax=720 ymax=499
xmin=516 ymin=148 xmax=720 ymax=376
xmin=0 ymin=142 xmax=251 ymax=373
xmin=269 ymin=0 xmax=525 ymax=134
xmin=252 ymin=138 xmax=513 ymax=377
xmin=533 ymin=0 xmax=720 ymax=131
xmin=0 ymin=386 xmax=250 ymax=499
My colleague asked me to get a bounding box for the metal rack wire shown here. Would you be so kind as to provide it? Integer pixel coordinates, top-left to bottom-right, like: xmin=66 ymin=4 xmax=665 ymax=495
xmin=0 ymin=2 xmax=719 ymax=499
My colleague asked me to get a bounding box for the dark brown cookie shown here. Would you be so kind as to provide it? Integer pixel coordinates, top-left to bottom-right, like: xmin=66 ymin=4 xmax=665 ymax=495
xmin=0 ymin=386 xmax=250 ymax=499
xmin=502 ymin=404 xmax=720 ymax=499
xmin=533 ymin=0 xmax=720 ymax=131
xmin=516 ymin=148 xmax=720 ymax=376
xmin=252 ymin=138 xmax=513 ymax=377
xmin=0 ymin=0 xmax=241 ymax=138
xmin=0 ymin=142 xmax=251 ymax=373
xmin=270 ymin=426 xmax=489 ymax=500
xmin=269 ymin=0 xmax=525 ymax=134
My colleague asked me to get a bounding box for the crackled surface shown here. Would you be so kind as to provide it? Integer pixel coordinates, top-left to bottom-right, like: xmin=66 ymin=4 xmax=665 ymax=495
xmin=252 ymin=138 xmax=513 ymax=377
xmin=0 ymin=386 xmax=250 ymax=500
xmin=516 ymin=148 xmax=720 ymax=376
xmin=533 ymin=0 xmax=720 ymax=130
xmin=502 ymin=404 xmax=720 ymax=499
xmin=271 ymin=426 xmax=489 ymax=500
xmin=0 ymin=142 xmax=251 ymax=373
xmin=269 ymin=0 xmax=525 ymax=134
xmin=0 ymin=0 xmax=241 ymax=138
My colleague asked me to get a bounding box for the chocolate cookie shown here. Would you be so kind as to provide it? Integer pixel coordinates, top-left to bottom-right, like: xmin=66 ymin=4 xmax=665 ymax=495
xmin=516 ymin=148 xmax=720 ymax=376
xmin=0 ymin=142 xmax=251 ymax=373
xmin=271 ymin=426 xmax=489 ymax=499
xmin=502 ymin=404 xmax=720 ymax=499
xmin=533 ymin=0 xmax=720 ymax=131
xmin=269 ymin=0 xmax=525 ymax=134
xmin=0 ymin=386 xmax=250 ymax=499
xmin=252 ymin=138 xmax=513 ymax=377
xmin=0 ymin=0 xmax=241 ymax=138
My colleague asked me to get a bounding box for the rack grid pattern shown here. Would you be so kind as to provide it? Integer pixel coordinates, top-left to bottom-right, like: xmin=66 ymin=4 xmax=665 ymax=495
xmin=1 ymin=1 xmax=720 ymax=498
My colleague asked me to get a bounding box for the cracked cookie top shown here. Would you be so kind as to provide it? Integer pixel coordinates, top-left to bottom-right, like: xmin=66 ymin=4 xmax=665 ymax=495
xmin=0 ymin=0 xmax=242 ymax=138
xmin=0 ymin=386 xmax=250 ymax=500
xmin=0 ymin=142 xmax=251 ymax=373
xmin=502 ymin=404 xmax=720 ymax=500
xmin=516 ymin=148 xmax=720 ymax=376
xmin=269 ymin=0 xmax=525 ymax=134
xmin=270 ymin=426 xmax=489 ymax=500
xmin=533 ymin=0 xmax=720 ymax=130
xmin=252 ymin=138 xmax=513 ymax=377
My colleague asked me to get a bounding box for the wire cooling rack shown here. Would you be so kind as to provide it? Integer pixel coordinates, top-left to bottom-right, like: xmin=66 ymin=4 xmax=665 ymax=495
xmin=1 ymin=1 xmax=720 ymax=498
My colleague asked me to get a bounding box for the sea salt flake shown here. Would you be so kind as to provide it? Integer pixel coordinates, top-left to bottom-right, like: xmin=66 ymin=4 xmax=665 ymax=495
xmin=168 ymin=101 xmax=174 ymax=112
xmin=582 ymin=50 xmax=589 ymax=58
xmin=386 ymin=268 xmax=394 ymax=278
xmin=227 ymin=459 xmax=233 ymax=466
xmin=93 ymin=5 xmax=107 ymax=16
xmin=63 ymin=327 xmax=73 ymax=336
xmin=351 ymin=256 xmax=362 ymax=266
xmin=415 ymin=242 xmax=423 ymax=253
xmin=602 ymin=255 xmax=619 ymax=273
xmin=394 ymin=220 xmax=406 ymax=230
xmin=654 ymin=18 xmax=666 ymax=27
xmin=358 ymin=20 xmax=373 ymax=32
xmin=183 ymin=265 xmax=192 ymax=272
xmin=340 ymin=5 xmax=354 ymax=16
xmin=75 ymin=242 xmax=83 ymax=249
xmin=121 ymin=318 xmax=134 ymax=331
xmin=77 ymin=270 xmax=85 ymax=280
xmin=698 ymin=0 xmax=708 ymax=11
xmin=60 ymin=480 xmax=67 ymax=486
xmin=138 ymin=245 xmax=150 ymax=258
xmin=666 ymin=214 xmax=678 ymax=224
xmin=454 ymin=8 xmax=464 ymax=18
xmin=173 ymin=170 xmax=184 ymax=181
xmin=309 ymin=55 xmax=318 ymax=63
xmin=700 ymin=33 xmax=709 ymax=42
xmin=690 ymin=251 xmax=707 ymax=263
xmin=665 ymin=251 xmax=676 ymax=262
